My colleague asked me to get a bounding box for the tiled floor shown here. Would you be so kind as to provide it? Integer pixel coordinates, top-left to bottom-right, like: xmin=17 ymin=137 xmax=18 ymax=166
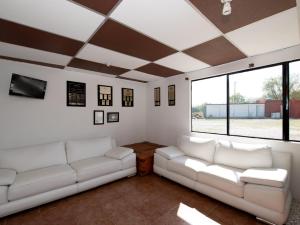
xmin=0 ymin=174 xmax=265 ymax=225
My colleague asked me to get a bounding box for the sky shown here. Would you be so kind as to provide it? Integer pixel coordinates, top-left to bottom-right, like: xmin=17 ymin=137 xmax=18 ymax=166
xmin=191 ymin=63 xmax=300 ymax=106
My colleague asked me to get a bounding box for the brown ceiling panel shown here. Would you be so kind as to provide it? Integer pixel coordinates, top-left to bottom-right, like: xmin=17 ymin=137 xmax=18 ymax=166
xmin=68 ymin=58 xmax=129 ymax=75
xmin=0 ymin=55 xmax=64 ymax=69
xmin=89 ymin=19 xmax=177 ymax=61
xmin=184 ymin=36 xmax=246 ymax=66
xmin=136 ymin=63 xmax=182 ymax=77
xmin=189 ymin=0 xmax=296 ymax=33
xmin=72 ymin=0 xmax=119 ymax=15
xmin=0 ymin=19 xmax=84 ymax=56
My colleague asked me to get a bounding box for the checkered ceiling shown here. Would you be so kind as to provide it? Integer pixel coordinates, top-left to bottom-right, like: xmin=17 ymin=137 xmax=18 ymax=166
xmin=0 ymin=0 xmax=299 ymax=82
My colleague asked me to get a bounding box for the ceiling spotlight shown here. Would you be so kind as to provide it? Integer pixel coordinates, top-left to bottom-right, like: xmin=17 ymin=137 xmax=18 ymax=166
xmin=221 ymin=0 xmax=232 ymax=16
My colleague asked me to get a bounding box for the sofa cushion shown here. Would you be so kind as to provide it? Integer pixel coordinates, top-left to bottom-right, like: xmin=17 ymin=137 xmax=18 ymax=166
xmin=0 ymin=186 xmax=8 ymax=205
xmin=232 ymin=142 xmax=270 ymax=151
xmin=197 ymin=165 xmax=245 ymax=197
xmin=66 ymin=137 xmax=114 ymax=163
xmin=244 ymin=183 xmax=288 ymax=212
xmin=167 ymin=156 xmax=209 ymax=180
xmin=178 ymin=136 xmax=215 ymax=163
xmin=0 ymin=142 xmax=67 ymax=172
xmin=241 ymin=168 xmax=288 ymax=188
xmin=70 ymin=156 xmax=122 ymax=182
xmin=0 ymin=169 xmax=16 ymax=185
xmin=8 ymin=165 xmax=76 ymax=201
xmin=105 ymin=147 xmax=133 ymax=160
xmin=214 ymin=143 xmax=272 ymax=170
xmin=156 ymin=146 xmax=184 ymax=160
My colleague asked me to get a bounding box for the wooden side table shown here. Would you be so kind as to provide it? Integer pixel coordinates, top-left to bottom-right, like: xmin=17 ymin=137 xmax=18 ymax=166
xmin=136 ymin=151 xmax=154 ymax=176
xmin=123 ymin=142 xmax=165 ymax=176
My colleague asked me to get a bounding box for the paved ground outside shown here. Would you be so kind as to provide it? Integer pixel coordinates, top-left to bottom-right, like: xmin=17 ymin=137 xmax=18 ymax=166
xmin=192 ymin=119 xmax=300 ymax=140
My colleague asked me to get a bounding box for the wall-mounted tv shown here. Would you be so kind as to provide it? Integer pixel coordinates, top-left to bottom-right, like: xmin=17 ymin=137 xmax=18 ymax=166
xmin=9 ymin=74 xmax=47 ymax=99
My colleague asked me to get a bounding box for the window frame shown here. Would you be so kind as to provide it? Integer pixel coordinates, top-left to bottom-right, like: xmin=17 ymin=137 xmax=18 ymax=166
xmin=191 ymin=59 xmax=300 ymax=142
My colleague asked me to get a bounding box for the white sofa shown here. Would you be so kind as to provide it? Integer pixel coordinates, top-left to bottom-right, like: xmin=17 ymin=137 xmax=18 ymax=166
xmin=154 ymin=136 xmax=292 ymax=225
xmin=0 ymin=136 xmax=136 ymax=217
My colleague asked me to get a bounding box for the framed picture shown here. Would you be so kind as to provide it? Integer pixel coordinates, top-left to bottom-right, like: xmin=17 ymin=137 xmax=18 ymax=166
xmin=154 ymin=87 xmax=160 ymax=106
xmin=107 ymin=112 xmax=119 ymax=123
xmin=67 ymin=81 xmax=86 ymax=107
xmin=93 ymin=110 xmax=104 ymax=125
xmin=122 ymin=88 xmax=134 ymax=107
xmin=98 ymin=85 xmax=113 ymax=106
xmin=168 ymin=85 xmax=175 ymax=106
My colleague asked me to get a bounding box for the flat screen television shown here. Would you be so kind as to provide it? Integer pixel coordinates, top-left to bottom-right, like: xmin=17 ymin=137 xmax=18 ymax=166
xmin=9 ymin=74 xmax=47 ymax=99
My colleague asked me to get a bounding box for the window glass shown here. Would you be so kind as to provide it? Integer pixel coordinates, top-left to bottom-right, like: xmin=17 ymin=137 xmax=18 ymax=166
xmin=289 ymin=61 xmax=300 ymax=141
xmin=229 ymin=65 xmax=283 ymax=139
xmin=192 ymin=76 xmax=227 ymax=134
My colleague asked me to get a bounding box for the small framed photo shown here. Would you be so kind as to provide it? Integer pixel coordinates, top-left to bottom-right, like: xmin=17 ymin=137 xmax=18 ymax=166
xmin=154 ymin=87 xmax=160 ymax=106
xmin=122 ymin=88 xmax=134 ymax=107
xmin=98 ymin=85 xmax=113 ymax=106
xmin=107 ymin=112 xmax=119 ymax=123
xmin=67 ymin=81 xmax=86 ymax=107
xmin=168 ymin=85 xmax=175 ymax=106
xmin=94 ymin=110 xmax=104 ymax=125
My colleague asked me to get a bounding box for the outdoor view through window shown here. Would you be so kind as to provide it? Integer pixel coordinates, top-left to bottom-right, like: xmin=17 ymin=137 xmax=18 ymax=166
xmin=192 ymin=76 xmax=227 ymax=134
xmin=192 ymin=63 xmax=300 ymax=141
xmin=229 ymin=66 xmax=282 ymax=139
xmin=289 ymin=61 xmax=300 ymax=141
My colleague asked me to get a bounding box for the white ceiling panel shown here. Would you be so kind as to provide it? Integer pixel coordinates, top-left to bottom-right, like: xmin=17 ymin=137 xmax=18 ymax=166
xmin=0 ymin=0 xmax=104 ymax=41
xmin=110 ymin=0 xmax=221 ymax=51
xmin=155 ymin=52 xmax=210 ymax=72
xmin=77 ymin=44 xmax=149 ymax=69
xmin=0 ymin=42 xmax=71 ymax=66
xmin=120 ymin=70 xmax=163 ymax=82
xmin=226 ymin=8 xmax=300 ymax=56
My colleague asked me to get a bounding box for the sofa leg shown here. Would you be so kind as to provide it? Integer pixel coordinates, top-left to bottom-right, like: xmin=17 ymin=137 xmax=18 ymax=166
xmin=127 ymin=173 xmax=136 ymax=178
xmin=256 ymin=217 xmax=276 ymax=225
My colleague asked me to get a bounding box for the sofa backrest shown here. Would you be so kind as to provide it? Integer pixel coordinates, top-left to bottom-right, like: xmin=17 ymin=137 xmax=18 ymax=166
xmin=177 ymin=136 xmax=215 ymax=163
xmin=0 ymin=142 xmax=67 ymax=173
xmin=214 ymin=141 xmax=273 ymax=170
xmin=66 ymin=136 xmax=114 ymax=163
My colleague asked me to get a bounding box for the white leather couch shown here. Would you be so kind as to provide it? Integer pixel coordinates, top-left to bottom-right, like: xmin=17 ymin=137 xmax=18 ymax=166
xmin=0 ymin=136 xmax=136 ymax=217
xmin=154 ymin=136 xmax=292 ymax=225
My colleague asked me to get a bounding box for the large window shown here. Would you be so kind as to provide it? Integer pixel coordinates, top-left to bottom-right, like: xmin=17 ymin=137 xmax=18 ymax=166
xmin=289 ymin=61 xmax=300 ymax=141
xmin=229 ymin=66 xmax=283 ymax=139
xmin=191 ymin=60 xmax=300 ymax=142
xmin=192 ymin=76 xmax=227 ymax=134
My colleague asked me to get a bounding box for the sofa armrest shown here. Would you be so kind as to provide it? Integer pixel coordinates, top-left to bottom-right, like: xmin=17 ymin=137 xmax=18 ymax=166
xmin=155 ymin=146 xmax=184 ymax=160
xmin=0 ymin=169 xmax=16 ymax=185
xmin=240 ymin=168 xmax=288 ymax=188
xmin=105 ymin=147 xmax=134 ymax=160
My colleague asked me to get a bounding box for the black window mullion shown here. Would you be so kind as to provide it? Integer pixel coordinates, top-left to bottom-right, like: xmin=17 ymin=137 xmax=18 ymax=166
xmin=282 ymin=62 xmax=289 ymax=141
xmin=227 ymin=75 xmax=230 ymax=135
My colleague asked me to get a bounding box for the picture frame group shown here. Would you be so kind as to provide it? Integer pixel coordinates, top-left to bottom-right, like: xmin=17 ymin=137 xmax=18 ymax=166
xmin=153 ymin=85 xmax=176 ymax=106
xmin=93 ymin=111 xmax=119 ymax=125
xmin=66 ymin=80 xmax=135 ymax=108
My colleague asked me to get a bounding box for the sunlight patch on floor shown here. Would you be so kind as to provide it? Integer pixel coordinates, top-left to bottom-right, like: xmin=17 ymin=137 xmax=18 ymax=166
xmin=177 ymin=203 xmax=220 ymax=225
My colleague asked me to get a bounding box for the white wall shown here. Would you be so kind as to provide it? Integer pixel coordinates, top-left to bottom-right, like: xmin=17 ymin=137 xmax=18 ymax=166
xmin=0 ymin=59 xmax=147 ymax=149
xmin=146 ymin=45 xmax=300 ymax=200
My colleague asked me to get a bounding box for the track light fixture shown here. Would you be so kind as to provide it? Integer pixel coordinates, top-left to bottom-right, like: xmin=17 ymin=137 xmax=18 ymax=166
xmin=221 ymin=0 xmax=232 ymax=16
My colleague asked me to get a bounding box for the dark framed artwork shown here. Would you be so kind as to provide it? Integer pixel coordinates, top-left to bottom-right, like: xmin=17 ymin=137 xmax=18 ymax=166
xmin=93 ymin=110 xmax=104 ymax=125
xmin=154 ymin=87 xmax=160 ymax=106
xmin=107 ymin=112 xmax=119 ymax=123
xmin=98 ymin=85 xmax=113 ymax=106
xmin=67 ymin=81 xmax=86 ymax=107
xmin=168 ymin=85 xmax=175 ymax=106
xmin=122 ymin=88 xmax=134 ymax=107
